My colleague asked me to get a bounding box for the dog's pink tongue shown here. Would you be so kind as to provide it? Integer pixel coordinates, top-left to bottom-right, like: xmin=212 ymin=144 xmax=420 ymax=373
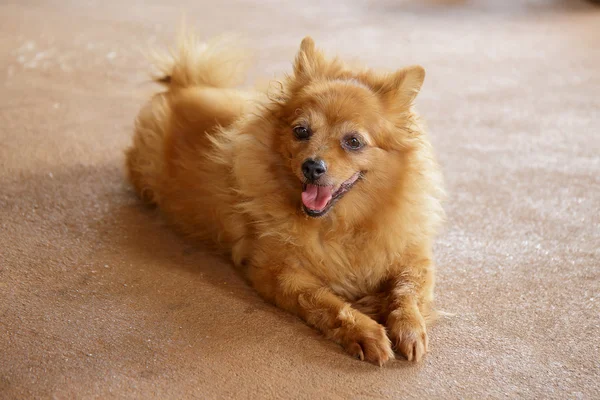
xmin=302 ymin=184 xmax=333 ymax=211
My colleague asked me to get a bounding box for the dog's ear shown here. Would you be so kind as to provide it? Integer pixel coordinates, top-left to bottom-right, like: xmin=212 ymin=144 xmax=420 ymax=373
xmin=378 ymin=65 xmax=425 ymax=105
xmin=293 ymin=36 xmax=326 ymax=81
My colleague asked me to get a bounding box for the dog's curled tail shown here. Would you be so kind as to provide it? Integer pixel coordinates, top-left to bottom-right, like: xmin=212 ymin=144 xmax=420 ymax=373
xmin=150 ymin=31 xmax=251 ymax=89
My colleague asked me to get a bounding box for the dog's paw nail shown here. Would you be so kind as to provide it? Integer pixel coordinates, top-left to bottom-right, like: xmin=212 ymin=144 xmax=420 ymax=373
xmin=390 ymin=318 xmax=428 ymax=362
xmin=344 ymin=323 xmax=393 ymax=365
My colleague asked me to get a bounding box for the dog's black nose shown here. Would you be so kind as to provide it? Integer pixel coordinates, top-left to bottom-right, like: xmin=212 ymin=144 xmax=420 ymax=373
xmin=302 ymin=158 xmax=327 ymax=181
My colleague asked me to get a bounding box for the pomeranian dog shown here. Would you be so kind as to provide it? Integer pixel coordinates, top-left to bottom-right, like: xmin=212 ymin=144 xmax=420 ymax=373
xmin=125 ymin=32 xmax=444 ymax=365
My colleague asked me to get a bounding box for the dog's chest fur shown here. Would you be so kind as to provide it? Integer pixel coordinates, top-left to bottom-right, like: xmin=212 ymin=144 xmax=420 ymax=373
xmin=294 ymin=225 xmax=396 ymax=301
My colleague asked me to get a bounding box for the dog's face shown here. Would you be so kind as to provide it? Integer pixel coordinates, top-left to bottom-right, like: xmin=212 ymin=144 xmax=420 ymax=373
xmin=275 ymin=37 xmax=425 ymax=219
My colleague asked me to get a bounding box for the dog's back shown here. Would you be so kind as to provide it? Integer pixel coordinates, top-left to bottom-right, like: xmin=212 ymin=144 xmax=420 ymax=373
xmin=125 ymin=33 xmax=254 ymax=251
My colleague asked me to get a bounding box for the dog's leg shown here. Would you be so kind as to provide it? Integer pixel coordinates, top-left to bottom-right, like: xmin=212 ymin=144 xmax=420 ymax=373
xmin=385 ymin=261 xmax=434 ymax=362
xmin=248 ymin=267 xmax=394 ymax=365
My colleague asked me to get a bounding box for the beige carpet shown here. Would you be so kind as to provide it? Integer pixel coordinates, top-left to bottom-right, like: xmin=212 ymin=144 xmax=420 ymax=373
xmin=1 ymin=0 xmax=599 ymax=398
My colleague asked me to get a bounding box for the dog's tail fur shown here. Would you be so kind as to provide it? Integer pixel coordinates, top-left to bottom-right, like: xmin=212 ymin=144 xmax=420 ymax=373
xmin=126 ymin=32 xmax=250 ymax=205
xmin=150 ymin=32 xmax=250 ymax=90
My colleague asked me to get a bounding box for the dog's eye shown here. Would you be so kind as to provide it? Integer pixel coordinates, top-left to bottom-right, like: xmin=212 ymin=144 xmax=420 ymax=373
xmin=293 ymin=126 xmax=311 ymax=140
xmin=342 ymin=135 xmax=363 ymax=150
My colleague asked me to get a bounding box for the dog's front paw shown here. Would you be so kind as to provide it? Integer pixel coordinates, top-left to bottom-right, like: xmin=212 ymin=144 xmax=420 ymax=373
xmin=388 ymin=313 xmax=428 ymax=362
xmin=342 ymin=320 xmax=394 ymax=366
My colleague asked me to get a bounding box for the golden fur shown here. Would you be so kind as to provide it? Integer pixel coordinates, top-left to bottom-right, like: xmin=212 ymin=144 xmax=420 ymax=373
xmin=125 ymin=32 xmax=445 ymax=365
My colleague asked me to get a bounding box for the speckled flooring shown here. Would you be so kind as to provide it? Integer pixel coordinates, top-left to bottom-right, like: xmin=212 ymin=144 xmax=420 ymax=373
xmin=1 ymin=1 xmax=599 ymax=398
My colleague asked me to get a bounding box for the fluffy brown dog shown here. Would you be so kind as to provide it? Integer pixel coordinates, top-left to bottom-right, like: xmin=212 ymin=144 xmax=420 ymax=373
xmin=126 ymin=33 xmax=445 ymax=365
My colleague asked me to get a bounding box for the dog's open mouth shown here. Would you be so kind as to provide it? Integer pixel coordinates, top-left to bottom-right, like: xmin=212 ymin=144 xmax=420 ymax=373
xmin=301 ymin=172 xmax=362 ymax=217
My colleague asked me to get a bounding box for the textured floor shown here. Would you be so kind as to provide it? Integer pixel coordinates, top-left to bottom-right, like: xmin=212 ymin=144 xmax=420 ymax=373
xmin=1 ymin=0 xmax=599 ymax=399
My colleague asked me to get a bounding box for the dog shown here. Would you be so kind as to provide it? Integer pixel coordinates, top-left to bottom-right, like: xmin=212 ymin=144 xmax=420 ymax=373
xmin=125 ymin=32 xmax=445 ymax=365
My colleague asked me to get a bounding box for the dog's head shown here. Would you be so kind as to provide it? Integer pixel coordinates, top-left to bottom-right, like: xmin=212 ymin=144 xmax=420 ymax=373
xmin=273 ymin=37 xmax=426 ymax=219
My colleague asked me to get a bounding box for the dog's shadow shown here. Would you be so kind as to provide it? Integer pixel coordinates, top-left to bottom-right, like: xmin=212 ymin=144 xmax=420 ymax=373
xmin=106 ymin=167 xmax=427 ymax=371
xmin=21 ymin=162 xmax=420 ymax=371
